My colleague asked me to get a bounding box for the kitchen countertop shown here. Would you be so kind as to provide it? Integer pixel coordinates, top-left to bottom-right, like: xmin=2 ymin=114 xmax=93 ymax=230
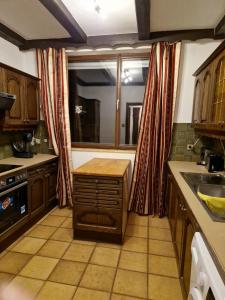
xmin=168 ymin=161 xmax=225 ymax=280
xmin=72 ymin=158 xmax=131 ymax=177
xmin=0 ymin=154 xmax=58 ymax=176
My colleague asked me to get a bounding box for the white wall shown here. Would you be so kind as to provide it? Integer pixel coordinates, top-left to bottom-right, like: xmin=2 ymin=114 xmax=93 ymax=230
xmin=174 ymin=39 xmax=222 ymax=123
xmin=0 ymin=37 xmax=37 ymax=76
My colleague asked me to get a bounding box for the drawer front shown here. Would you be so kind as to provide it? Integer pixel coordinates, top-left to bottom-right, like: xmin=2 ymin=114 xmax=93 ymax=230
xmin=74 ymin=175 xmax=123 ymax=187
xmin=74 ymin=195 xmax=97 ymax=206
xmin=73 ymin=205 xmax=98 ymax=231
xmin=74 ymin=194 xmax=122 ymax=208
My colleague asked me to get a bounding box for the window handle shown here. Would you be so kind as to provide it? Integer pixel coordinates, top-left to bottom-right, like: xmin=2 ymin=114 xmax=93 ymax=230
xmin=116 ymin=99 xmax=120 ymax=111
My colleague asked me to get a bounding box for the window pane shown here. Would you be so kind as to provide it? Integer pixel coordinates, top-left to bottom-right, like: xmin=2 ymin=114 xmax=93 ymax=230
xmin=68 ymin=60 xmax=117 ymax=144
xmin=120 ymin=58 xmax=149 ymax=146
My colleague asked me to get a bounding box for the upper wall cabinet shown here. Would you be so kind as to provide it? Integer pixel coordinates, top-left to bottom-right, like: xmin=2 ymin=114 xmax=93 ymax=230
xmin=192 ymin=41 xmax=225 ymax=137
xmin=0 ymin=64 xmax=40 ymax=130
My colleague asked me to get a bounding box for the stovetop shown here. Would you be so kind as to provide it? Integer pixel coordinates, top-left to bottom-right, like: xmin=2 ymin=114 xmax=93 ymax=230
xmin=0 ymin=164 xmax=22 ymax=173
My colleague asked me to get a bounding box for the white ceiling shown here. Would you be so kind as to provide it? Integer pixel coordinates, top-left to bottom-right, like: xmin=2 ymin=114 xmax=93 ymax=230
xmin=151 ymin=0 xmax=225 ymax=31
xmin=0 ymin=0 xmax=224 ymax=40
xmin=0 ymin=0 xmax=69 ymax=39
xmin=62 ymin=0 xmax=137 ymax=36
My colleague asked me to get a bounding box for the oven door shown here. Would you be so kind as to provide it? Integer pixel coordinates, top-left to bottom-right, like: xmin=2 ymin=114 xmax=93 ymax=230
xmin=0 ymin=181 xmax=28 ymax=234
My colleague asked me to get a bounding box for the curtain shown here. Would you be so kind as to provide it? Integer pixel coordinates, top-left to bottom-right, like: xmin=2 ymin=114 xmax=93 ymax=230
xmin=36 ymin=48 xmax=73 ymax=207
xmin=128 ymin=42 xmax=181 ymax=216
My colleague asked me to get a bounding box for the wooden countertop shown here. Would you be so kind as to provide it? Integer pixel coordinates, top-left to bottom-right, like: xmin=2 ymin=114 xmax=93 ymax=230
xmin=168 ymin=161 xmax=225 ymax=281
xmin=72 ymin=158 xmax=131 ymax=177
xmin=0 ymin=154 xmax=58 ymax=176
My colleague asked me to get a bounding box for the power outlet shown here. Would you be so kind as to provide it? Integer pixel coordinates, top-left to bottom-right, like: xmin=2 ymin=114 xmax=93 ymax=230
xmin=35 ymin=138 xmax=41 ymax=144
xmin=187 ymin=144 xmax=194 ymax=151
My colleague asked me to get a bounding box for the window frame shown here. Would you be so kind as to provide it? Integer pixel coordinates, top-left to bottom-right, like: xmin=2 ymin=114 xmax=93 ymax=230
xmin=68 ymin=52 xmax=149 ymax=150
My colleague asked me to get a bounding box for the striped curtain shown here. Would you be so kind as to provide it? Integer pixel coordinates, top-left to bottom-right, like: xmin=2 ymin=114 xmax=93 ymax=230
xmin=36 ymin=48 xmax=73 ymax=207
xmin=128 ymin=42 xmax=181 ymax=216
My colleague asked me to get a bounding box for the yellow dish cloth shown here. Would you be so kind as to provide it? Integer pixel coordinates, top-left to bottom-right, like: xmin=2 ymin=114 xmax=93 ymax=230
xmin=197 ymin=191 xmax=225 ymax=217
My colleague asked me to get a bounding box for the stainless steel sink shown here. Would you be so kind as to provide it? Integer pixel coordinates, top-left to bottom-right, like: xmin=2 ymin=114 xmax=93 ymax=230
xmin=180 ymin=172 xmax=225 ymax=222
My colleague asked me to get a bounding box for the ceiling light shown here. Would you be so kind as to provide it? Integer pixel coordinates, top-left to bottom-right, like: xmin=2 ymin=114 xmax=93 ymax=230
xmin=124 ymin=78 xmax=129 ymax=84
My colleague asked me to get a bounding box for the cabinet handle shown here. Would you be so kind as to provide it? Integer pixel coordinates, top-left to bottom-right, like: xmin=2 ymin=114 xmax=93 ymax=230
xmin=181 ymin=205 xmax=187 ymax=212
xmin=44 ymin=173 xmax=50 ymax=178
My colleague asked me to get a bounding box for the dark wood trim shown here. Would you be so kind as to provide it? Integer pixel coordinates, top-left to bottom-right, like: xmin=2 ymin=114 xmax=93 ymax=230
xmin=135 ymin=0 xmax=150 ymax=40
xmin=68 ymin=53 xmax=149 ymax=62
xmin=38 ymin=0 xmax=87 ymax=43
xmin=193 ymin=40 xmax=225 ymax=76
xmin=71 ymin=143 xmax=136 ymax=151
xmin=149 ymin=29 xmax=215 ymax=41
xmin=0 ymin=22 xmax=26 ymax=47
xmin=215 ymin=15 xmax=225 ymax=36
xmin=0 ymin=62 xmax=40 ymax=80
xmin=20 ymin=38 xmax=75 ymax=50
xmin=115 ymin=55 xmax=121 ymax=148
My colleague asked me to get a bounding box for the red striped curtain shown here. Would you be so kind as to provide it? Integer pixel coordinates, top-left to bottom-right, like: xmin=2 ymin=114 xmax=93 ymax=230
xmin=36 ymin=48 xmax=73 ymax=207
xmin=128 ymin=42 xmax=181 ymax=216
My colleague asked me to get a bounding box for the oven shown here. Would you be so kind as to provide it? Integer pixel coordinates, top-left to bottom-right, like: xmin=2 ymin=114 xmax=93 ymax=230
xmin=0 ymin=169 xmax=28 ymax=234
xmin=188 ymin=232 xmax=225 ymax=300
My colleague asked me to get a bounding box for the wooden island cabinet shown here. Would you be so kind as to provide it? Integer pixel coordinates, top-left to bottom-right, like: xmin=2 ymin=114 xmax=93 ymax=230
xmin=72 ymin=158 xmax=131 ymax=244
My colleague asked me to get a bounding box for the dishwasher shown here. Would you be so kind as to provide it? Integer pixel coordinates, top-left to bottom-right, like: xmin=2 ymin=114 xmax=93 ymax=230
xmin=188 ymin=232 xmax=225 ymax=300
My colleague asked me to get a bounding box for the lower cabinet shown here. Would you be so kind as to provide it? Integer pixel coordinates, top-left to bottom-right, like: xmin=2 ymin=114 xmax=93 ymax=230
xmin=167 ymin=173 xmax=199 ymax=298
xmin=28 ymin=174 xmax=45 ymax=217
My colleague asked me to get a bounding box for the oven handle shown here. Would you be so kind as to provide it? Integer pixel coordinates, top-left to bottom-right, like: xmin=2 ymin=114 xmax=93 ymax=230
xmin=0 ymin=181 xmax=28 ymax=197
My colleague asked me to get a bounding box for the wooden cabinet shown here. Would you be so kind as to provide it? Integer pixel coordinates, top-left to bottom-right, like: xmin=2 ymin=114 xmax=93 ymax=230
xmin=192 ymin=41 xmax=225 ymax=137
xmin=28 ymin=160 xmax=58 ymax=217
xmin=167 ymin=173 xmax=199 ymax=298
xmin=73 ymin=158 xmax=130 ymax=243
xmin=0 ymin=63 xmax=39 ymax=129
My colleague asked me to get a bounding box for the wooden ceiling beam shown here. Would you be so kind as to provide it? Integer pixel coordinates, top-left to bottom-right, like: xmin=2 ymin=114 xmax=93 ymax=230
xmin=215 ymin=15 xmax=225 ymax=36
xmin=135 ymin=0 xmax=150 ymax=40
xmin=0 ymin=22 xmax=26 ymax=47
xmin=38 ymin=0 xmax=87 ymax=43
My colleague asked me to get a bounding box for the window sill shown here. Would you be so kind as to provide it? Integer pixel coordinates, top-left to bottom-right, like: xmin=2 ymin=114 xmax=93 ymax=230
xmin=71 ymin=147 xmax=136 ymax=154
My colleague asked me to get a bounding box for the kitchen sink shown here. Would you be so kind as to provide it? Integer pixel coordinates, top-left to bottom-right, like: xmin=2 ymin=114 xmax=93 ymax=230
xmin=181 ymin=172 xmax=225 ymax=222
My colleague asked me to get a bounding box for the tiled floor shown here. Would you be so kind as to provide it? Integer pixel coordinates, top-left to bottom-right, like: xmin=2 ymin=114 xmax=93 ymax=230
xmin=0 ymin=208 xmax=183 ymax=300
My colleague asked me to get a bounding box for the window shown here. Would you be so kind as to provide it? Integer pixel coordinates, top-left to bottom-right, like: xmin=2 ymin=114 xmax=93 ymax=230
xmin=68 ymin=54 xmax=149 ymax=149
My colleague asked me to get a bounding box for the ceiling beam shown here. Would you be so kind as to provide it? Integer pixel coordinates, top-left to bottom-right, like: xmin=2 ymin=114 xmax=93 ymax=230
xmin=38 ymin=0 xmax=87 ymax=43
xmin=0 ymin=22 xmax=26 ymax=47
xmin=215 ymin=15 xmax=225 ymax=36
xmin=19 ymin=29 xmax=223 ymax=50
xmin=135 ymin=0 xmax=150 ymax=40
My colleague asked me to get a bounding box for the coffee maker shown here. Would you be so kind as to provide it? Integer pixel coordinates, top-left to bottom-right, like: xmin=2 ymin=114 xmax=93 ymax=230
xmin=198 ymin=147 xmax=211 ymax=166
xmin=12 ymin=132 xmax=33 ymax=158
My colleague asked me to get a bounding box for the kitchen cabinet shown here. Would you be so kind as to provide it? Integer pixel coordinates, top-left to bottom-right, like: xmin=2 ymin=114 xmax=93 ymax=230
xmin=192 ymin=41 xmax=225 ymax=137
xmin=44 ymin=161 xmax=58 ymax=208
xmin=0 ymin=63 xmax=40 ymax=129
xmin=73 ymin=158 xmax=130 ymax=243
xmin=167 ymin=173 xmax=199 ymax=298
xmin=28 ymin=173 xmax=45 ymax=217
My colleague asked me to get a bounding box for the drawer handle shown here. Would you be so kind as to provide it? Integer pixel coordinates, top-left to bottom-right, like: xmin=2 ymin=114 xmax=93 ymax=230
xmin=95 ymin=179 xmax=98 ymax=183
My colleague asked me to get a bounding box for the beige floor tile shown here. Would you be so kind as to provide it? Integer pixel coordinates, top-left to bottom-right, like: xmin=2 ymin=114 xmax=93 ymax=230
xmin=113 ymin=269 xmax=147 ymax=298
xmin=36 ymin=281 xmax=76 ymax=300
xmin=148 ymin=239 xmax=175 ymax=257
xmin=8 ymin=276 xmax=44 ymax=298
xmin=73 ymin=287 xmax=110 ymax=300
xmin=51 ymin=207 xmax=72 ymax=217
xmin=148 ymin=274 xmax=183 ymax=300
xmin=111 ymin=294 xmax=144 ymax=300
xmin=73 ymin=239 xmax=96 ymax=246
xmin=61 ymin=217 xmax=72 ymax=228
xmin=0 ymin=252 xmax=31 ymax=274
xmin=148 ymin=227 xmax=172 ymax=242
xmin=125 ymin=225 xmax=148 ymax=238
xmin=80 ymin=264 xmax=115 ymax=292
xmin=122 ymin=236 xmax=148 ymax=253
xmin=40 ymin=215 xmax=66 ymax=227
xmin=49 ymin=260 xmax=86 ymax=285
xmin=119 ymin=251 xmax=147 ymax=273
xmin=0 ymin=272 xmax=14 ymax=284
xmin=149 ymin=216 xmax=170 ymax=229
xmin=128 ymin=213 xmax=149 ymax=226
xmin=97 ymin=242 xmax=121 ymax=249
xmin=91 ymin=247 xmax=120 ymax=267
xmin=38 ymin=240 xmax=70 ymax=258
xmin=148 ymin=255 xmax=178 ymax=278
xmin=26 ymin=225 xmax=57 ymax=239
xmin=11 ymin=237 xmax=46 ymax=254
xmin=20 ymin=256 xmax=58 ymax=280
xmin=63 ymin=243 xmax=94 ymax=263
xmin=50 ymin=227 xmax=73 ymax=242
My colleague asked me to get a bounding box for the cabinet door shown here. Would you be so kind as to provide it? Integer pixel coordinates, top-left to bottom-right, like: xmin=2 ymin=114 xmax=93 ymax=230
xmin=4 ymin=70 xmax=25 ymax=126
xmin=211 ymin=52 xmax=225 ymax=126
xmin=25 ymin=78 xmax=39 ymax=125
xmin=28 ymin=175 xmax=45 ymax=217
xmin=98 ymin=207 xmax=121 ymax=234
xmin=192 ymin=76 xmax=202 ymax=124
xmin=74 ymin=205 xmax=98 ymax=231
xmin=182 ymin=218 xmax=195 ymax=296
xmin=201 ymin=66 xmax=213 ymax=123
xmin=45 ymin=166 xmax=57 ymax=208
xmin=167 ymin=175 xmax=178 ymax=240
xmin=175 ymin=195 xmax=186 ymax=264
